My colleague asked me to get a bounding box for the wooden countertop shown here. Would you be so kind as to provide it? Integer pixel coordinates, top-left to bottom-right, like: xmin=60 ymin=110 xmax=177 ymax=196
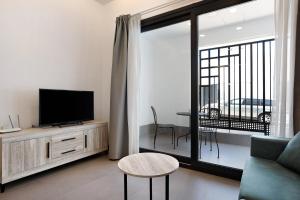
xmin=118 ymin=153 xmax=179 ymax=178
xmin=0 ymin=121 xmax=107 ymax=142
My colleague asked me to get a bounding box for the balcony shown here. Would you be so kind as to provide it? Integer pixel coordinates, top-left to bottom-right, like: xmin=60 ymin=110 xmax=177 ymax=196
xmin=140 ymin=125 xmax=262 ymax=169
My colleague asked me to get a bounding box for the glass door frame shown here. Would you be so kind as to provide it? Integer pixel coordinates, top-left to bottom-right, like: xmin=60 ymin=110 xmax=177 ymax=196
xmin=140 ymin=0 xmax=254 ymax=180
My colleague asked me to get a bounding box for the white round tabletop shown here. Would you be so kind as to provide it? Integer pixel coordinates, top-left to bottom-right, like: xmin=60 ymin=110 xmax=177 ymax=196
xmin=118 ymin=153 xmax=179 ymax=178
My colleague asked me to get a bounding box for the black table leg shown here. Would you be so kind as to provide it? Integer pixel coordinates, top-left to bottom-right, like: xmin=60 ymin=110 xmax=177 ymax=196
xmin=150 ymin=178 xmax=152 ymax=200
xmin=124 ymin=174 xmax=127 ymax=200
xmin=0 ymin=184 xmax=5 ymax=193
xmin=165 ymin=175 xmax=169 ymax=200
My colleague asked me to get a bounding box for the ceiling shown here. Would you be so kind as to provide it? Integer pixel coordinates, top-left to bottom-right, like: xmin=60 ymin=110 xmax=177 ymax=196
xmin=142 ymin=0 xmax=275 ymax=38
xmin=96 ymin=0 xmax=115 ymax=5
xmin=198 ymin=0 xmax=274 ymax=31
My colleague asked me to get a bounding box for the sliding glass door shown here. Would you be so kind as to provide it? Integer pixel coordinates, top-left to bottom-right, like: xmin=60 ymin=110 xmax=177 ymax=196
xmin=139 ymin=0 xmax=275 ymax=178
xmin=139 ymin=20 xmax=192 ymax=159
xmin=197 ymin=0 xmax=275 ymax=169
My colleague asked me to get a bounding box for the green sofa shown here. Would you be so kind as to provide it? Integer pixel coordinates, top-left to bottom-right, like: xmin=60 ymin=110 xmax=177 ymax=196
xmin=239 ymin=135 xmax=300 ymax=200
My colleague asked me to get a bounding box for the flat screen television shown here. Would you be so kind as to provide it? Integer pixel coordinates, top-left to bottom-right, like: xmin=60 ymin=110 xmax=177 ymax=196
xmin=39 ymin=89 xmax=94 ymax=126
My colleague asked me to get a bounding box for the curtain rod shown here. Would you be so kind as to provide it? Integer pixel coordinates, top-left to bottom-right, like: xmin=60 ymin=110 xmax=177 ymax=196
xmin=137 ymin=0 xmax=197 ymax=16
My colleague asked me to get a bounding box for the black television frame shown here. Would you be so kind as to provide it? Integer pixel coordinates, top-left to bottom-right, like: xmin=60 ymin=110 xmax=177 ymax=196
xmin=39 ymin=89 xmax=94 ymax=126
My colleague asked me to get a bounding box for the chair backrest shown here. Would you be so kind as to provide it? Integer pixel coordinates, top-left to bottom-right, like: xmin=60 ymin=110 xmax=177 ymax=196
xmin=151 ymin=106 xmax=158 ymax=125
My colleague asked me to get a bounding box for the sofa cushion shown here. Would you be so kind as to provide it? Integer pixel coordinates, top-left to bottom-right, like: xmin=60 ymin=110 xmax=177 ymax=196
xmin=277 ymin=133 xmax=300 ymax=174
xmin=239 ymin=157 xmax=300 ymax=200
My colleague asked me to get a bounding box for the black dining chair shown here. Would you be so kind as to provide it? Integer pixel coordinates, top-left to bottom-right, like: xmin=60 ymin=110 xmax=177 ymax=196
xmin=199 ymin=126 xmax=220 ymax=158
xmin=151 ymin=106 xmax=176 ymax=149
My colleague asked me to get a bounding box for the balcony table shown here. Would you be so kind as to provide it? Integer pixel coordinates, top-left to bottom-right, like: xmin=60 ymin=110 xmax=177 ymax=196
xmin=176 ymin=111 xmax=208 ymax=145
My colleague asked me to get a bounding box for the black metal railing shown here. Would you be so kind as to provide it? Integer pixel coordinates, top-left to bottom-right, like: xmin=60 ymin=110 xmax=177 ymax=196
xmin=199 ymin=39 xmax=274 ymax=135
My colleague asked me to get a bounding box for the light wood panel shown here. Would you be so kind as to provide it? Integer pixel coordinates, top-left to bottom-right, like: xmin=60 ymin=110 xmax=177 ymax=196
xmin=2 ymin=141 xmax=25 ymax=177
xmin=118 ymin=153 xmax=179 ymax=178
xmin=24 ymin=137 xmax=50 ymax=171
xmin=52 ymin=131 xmax=83 ymax=144
xmin=84 ymin=126 xmax=108 ymax=153
xmin=100 ymin=126 xmax=108 ymax=150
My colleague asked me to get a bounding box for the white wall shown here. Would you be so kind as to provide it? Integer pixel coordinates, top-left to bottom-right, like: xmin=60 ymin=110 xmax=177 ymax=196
xmin=141 ymin=28 xmax=191 ymax=126
xmin=0 ymin=0 xmax=197 ymax=129
xmin=0 ymin=0 xmax=105 ymax=129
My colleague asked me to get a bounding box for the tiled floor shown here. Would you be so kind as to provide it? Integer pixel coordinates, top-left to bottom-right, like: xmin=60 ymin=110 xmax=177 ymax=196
xmin=0 ymin=156 xmax=240 ymax=200
xmin=140 ymin=130 xmax=251 ymax=169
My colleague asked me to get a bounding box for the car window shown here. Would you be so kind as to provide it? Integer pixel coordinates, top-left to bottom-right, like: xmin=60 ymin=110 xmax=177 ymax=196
xmin=230 ymin=99 xmax=272 ymax=106
xmin=265 ymin=100 xmax=272 ymax=106
xmin=235 ymin=99 xmax=272 ymax=106
xmin=243 ymin=99 xmax=259 ymax=106
xmin=230 ymin=99 xmax=240 ymax=105
xmin=241 ymin=99 xmax=246 ymax=105
xmin=259 ymin=99 xmax=272 ymax=106
xmin=244 ymin=99 xmax=252 ymax=105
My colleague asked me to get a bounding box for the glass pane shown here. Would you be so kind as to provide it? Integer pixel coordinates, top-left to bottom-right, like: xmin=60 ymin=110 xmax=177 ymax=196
xmin=198 ymin=0 xmax=275 ymax=169
xmin=210 ymin=49 xmax=218 ymax=57
xmin=210 ymin=59 xmax=218 ymax=67
xmin=220 ymin=48 xmax=228 ymax=56
xmin=201 ymin=59 xmax=208 ymax=68
xmin=201 ymin=50 xmax=209 ymax=58
xmin=140 ymin=20 xmax=191 ymax=158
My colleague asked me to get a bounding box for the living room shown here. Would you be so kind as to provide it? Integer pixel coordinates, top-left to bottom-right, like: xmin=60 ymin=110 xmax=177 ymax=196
xmin=0 ymin=0 xmax=299 ymax=200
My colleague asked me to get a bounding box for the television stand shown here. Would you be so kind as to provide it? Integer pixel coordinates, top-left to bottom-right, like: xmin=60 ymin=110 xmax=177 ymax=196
xmin=58 ymin=121 xmax=83 ymax=128
xmin=0 ymin=121 xmax=108 ymax=193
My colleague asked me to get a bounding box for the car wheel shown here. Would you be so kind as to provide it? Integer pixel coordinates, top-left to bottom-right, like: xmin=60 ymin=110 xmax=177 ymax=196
xmin=209 ymin=109 xmax=219 ymax=119
xmin=258 ymin=113 xmax=271 ymax=123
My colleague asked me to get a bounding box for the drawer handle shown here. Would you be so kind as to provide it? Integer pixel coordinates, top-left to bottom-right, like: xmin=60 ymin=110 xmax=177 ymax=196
xmin=85 ymin=135 xmax=87 ymax=148
xmin=47 ymin=142 xmax=50 ymax=158
xmin=61 ymin=149 xmax=76 ymax=155
xmin=61 ymin=137 xmax=76 ymax=142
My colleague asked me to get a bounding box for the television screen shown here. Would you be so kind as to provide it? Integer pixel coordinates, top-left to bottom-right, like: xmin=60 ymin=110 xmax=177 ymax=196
xmin=39 ymin=89 xmax=94 ymax=126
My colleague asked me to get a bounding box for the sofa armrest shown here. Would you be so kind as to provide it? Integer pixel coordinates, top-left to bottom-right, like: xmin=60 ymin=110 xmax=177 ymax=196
xmin=251 ymin=135 xmax=290 ymax=161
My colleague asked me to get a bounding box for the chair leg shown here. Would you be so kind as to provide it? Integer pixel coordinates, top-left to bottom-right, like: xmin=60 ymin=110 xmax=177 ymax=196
xmin=173 ymin=128 xmax=176 ymax=149
xmin=153 ymin=126 xmax=158 ymax=149
xmin=171 ymin=128 xmax=174 ymax=144
xmin=204 ymin=132 xmax=207 ymax=145
xmin=199 ymin=131 xmax=202 ymax=159
xmin=214 ymin=130 xmax=220 ymax=158
xmin=209 ymin=132 xmax=212 ymax=151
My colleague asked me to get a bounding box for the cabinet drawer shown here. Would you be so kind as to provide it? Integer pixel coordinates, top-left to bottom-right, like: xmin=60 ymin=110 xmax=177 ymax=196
xmin=52 ymin=131 xmax=83 ymax=144
xmin=51 ymin=132 xmax=84 ymax=159
xmin=52 ymin=143 xmax=83 ymax=159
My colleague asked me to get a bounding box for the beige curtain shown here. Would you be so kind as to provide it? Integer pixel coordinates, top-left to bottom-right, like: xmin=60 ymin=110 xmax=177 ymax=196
xmin=109 ymin=15 xmax=130 ymax=160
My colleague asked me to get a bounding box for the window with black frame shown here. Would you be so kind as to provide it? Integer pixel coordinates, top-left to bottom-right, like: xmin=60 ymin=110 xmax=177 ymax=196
xmin=197 ymin=0 xmax=275 ymax=169
xmin=139 ymin=0 xmax=275 ymax=179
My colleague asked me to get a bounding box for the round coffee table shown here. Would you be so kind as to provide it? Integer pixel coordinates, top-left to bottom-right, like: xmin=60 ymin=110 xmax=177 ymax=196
xmin=118 ymin=153 xmax=179 ymax=200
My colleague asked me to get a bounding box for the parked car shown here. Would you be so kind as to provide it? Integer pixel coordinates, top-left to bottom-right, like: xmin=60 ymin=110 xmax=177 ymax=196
xmin=201 ymin=98 xmax=272 ymax=123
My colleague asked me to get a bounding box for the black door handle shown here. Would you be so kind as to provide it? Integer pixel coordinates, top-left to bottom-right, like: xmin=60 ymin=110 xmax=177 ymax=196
xmin=61 ymin=137 xmax=76 ymax=142
xmin=85 ymin=135 xmax=87 ymax=148
xmin=61 ymin=149 xmax=76 ymax=155
xmin=47 ymin=142 xmax=50 ymax=158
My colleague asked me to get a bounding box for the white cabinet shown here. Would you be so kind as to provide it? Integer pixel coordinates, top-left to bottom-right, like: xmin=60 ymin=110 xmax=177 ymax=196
xmin=0 ymin=122 xmax=108 ymax=187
